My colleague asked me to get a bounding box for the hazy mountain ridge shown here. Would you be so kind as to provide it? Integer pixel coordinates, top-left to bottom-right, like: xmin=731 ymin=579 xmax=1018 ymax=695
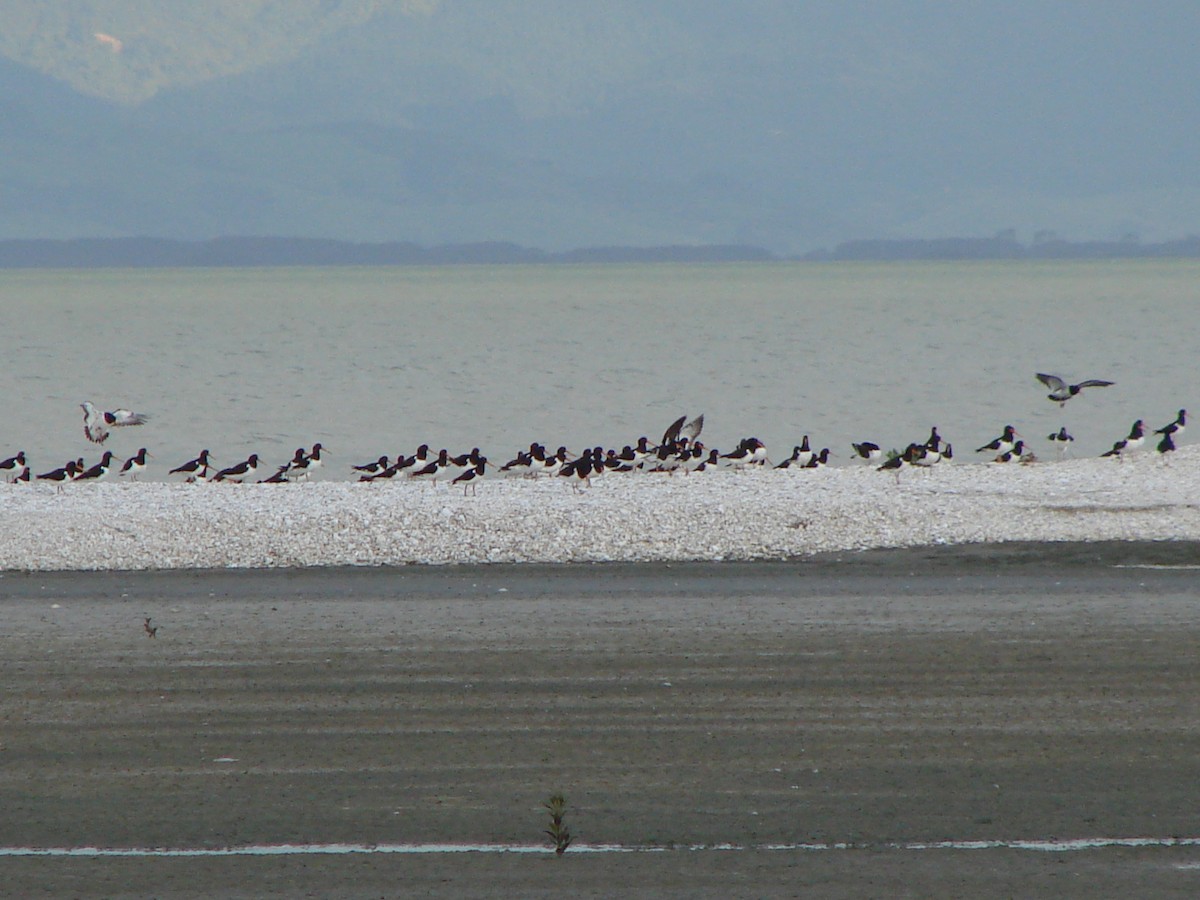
xmin=2 ymin=2 xmax=1198 ymax=254
xmin=2 ymin=234 xmax=1197 ymax=269
xmin=0 ymin=1 xmax=393 ymax=103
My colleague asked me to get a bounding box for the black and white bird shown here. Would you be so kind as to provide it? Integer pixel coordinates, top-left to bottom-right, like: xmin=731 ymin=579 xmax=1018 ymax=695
xmin=878 ymin=443 xmax=923 ymax=478
xmin=452 ymin=461 xmax=488 ymax=495
xmin=409 ymin=448 xmax=452 ymax=483
xmin=805 ymin=447 xmax=834 ymax=468
xmin=1046 ymin=427 xmax=1074 ymax=457
xmin=691 ymin=448 xmax=721 ymax=472
xmin=1 ymin=450 xmax=26 ymax=482
xmin=720 ymin=437 xmax=766 ymax=469
xmin=533 ymin=446 xmax=570 ymax=478
xmin=994 ymin=440 xmax=1028 ymax=463
xmin=286 ymin=443 xmax=325 ymax=481
xmin=915 ymin=442 xmax=951 ymax=466
xmin=359 ymin=459 xmax=403 ymax=482
xmin=446 ymin=448 xmax=486 ymax=478
xmin=37 ymin=460 xmax=78 ymax=488
xmin=1101 ymin=420 xmax=1146 ymax=459
xmin=394 ymin=444 xmax=432 ymax=478
xmin=1157 ymin=431 xmax=1177 ymax=455
xmin=74 ymin=451 xmax=115 ymax=482
xmin=119 ymin=448 xmax=151 ymax=480
xmin=1155 ymin=409 xmax=1186 ymax=441
xmin=851 ymin=441 xmax=882 ymax=464
xmin=775 ymin=436 xmax=814 ymax=469
xmin=1099 ymin=417 xmax=1147 ymax=458
xmin=81 ymin=401 xmax=150 ymax=444
xmin=352 ymin=455 xmax=391 ymax=477
xmin=678 ymin=443 xmax=710 ymax=473
xmin=213 ymin=454 xmax=261 ymax=483
xmin=1036 ymin=373 xmax=1114 ymax=406
xmin=977 ymin=425 xmax=1019 ymax=456
xmin=170 ymin=449 xmax=213 ymax=481
xmin=559 ymin=448 xmax=602 ymax=490
xmin=661 ymin=414 xmax=704 ymax=448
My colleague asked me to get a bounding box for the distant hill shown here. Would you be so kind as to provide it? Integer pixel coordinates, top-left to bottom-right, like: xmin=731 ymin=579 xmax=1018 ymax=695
xmin=2 ymin=4 xmax=1198 ymax=255
xmin=0 ymin=237 xmax=776 ymax=268
xmin=1 ymin=235 xmax=1198 ymax=268
xmin=808 ymin=233 xmax=1200 ymax=262
xmin=0 ymin=1 xmax=389 ymax=104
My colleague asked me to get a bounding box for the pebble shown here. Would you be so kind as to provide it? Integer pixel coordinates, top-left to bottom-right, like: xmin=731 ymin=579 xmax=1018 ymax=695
xmin=0 ymin=449 xmax=1196 ymax=571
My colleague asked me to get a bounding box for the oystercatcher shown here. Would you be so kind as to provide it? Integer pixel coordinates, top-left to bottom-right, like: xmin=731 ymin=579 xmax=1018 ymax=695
xmin=352 ymin=455 xmax=391 ymax=477
xmin=0 ymin=451 xmax=26 ymax=482
xmin=119 ymin=448 xmax=151 ymax=480
xmin=977 ymin=425 xmax=1018 ymax=455
xmin=995 ymin=440 xmax=1028 ymax=463
xmin=37 ymin=460 xmax=78 ymax=487
xmin=74 ymin=451 xmax=115 ymax=482
xmin=170 ymin=449 xmax=213 ymax=481
xmin=878 ymin=444 xmax=922 ymax=478
xmin=805 ymin=448 xmax=834 ymax=468
xmin=1155 ymin=409 xmax=1186 ymax=440
xmin=213 ymin=454 xmax=261 ymax=483
xmin=559 ymin=448 xmax=600 ymax=490
xmin=661 ymin=414 xmax=704 ymax=447
xmin=850 ymin=441 xmax=882 ymax=463
xmin=1047 ymin=427 xmax=1074 ymax=457
xmin=286 ymin=443 xmax=325 ymax=481
xmin=453 ymin=461 xmax=487 ymax=495
xmin=1101 ymin=420 xmax=1146 ymax=459
xmin=409 ymin=448 xmax=451 ymax=483
xmin=775 ymin=436 xmax=813 ymax=469
xmin=81 ymin=401 xmax=150 ymax=444
xmin=1036 ymin=373 xmax=1114 ymax=406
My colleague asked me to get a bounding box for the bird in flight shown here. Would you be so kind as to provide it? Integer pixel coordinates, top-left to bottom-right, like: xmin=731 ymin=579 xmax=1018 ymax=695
xmin=81 ymin=401 xmax=150 ymax=443
xmin=661 ymin=414 xmax=704 ymax=447
xmin=1035 ymin=373 xmax=1114 ymax=406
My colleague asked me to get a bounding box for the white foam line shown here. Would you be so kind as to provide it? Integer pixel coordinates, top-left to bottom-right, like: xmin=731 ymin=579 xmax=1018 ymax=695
xmin=1112 ymin=564 xmax=1200 ymax=570
xmin=3 ymin=837 xmax=1200 ymax=857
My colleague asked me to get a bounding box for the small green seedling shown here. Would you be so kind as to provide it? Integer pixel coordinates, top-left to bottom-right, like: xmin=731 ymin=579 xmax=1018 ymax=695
xmin=543 ymin=793 xmax=573 ymax=855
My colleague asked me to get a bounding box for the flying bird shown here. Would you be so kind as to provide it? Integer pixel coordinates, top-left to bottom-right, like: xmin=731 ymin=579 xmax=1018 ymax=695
xmin=661 ymin=414 xmax=704 ymax=447
xmin=1035 ymin=373 xmax=1114 ymax=406
xmin=81 ymin=401 xmax=150 ymax=444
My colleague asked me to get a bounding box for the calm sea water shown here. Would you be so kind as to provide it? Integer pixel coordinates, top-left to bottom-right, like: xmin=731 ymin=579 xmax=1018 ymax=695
xmin=1 ymin=261 xmax=1195 ymax=478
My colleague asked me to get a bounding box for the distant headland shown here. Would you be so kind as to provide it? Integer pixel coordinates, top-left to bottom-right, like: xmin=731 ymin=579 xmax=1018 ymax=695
xmin=1 ymin=232 xmax=1198 ymax=268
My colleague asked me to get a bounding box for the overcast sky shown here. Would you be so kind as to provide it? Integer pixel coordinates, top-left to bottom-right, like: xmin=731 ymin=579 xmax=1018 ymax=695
xmin=4 ymin=1 xmax=1199 ymax=252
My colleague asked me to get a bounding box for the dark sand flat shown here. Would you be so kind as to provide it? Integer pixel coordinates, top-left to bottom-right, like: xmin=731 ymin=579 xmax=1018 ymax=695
xmin=3 ymin=543 xmax=1200 ymax=897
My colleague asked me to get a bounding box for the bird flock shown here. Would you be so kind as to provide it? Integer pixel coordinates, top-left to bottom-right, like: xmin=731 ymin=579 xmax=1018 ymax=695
xmin=0 ymin=378 xmax=1188 ymax=492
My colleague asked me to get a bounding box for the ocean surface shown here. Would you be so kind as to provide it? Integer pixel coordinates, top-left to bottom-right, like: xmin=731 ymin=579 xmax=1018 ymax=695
xmin=1 ymin=260 xmax=1195 ymax=478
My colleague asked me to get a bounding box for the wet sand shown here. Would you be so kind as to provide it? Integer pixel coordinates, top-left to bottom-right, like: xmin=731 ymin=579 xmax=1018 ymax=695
xmin=3 ymin=542 xmax=1200 ymax=897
